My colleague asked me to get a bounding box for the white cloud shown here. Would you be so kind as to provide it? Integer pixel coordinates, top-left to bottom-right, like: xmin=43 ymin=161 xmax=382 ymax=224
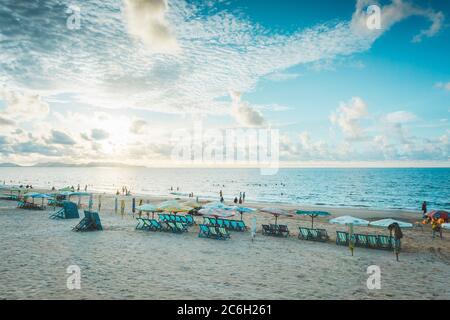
xmin=330 ymin=97 xmax=369 ymax=141
xmin=123 ymin=0 xmax=180 ymax=54
xmin=0 ymin=88 xmax=49 ymax=121
xmin=351 ymin=0 xmax=444 ymax=43
xmin=436 ymin=82 xmax=450 ymax=91
xmin=385 ymin=111 xmax=417 ymax=123
xmin=230 ymin=91 xmax=266 ymax=127
xmin=130 ymin=119 xmax=148 ymax=134
xmin=265 ymin=72 xmax=300 ymax=82
xmin=91 ymin=128 xmax=110 ymax=141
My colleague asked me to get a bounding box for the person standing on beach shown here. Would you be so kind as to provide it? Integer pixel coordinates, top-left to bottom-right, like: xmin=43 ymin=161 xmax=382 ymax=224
xmin=239 ymin=196 xmax=242 ymax=204
xmin=219 ymin=190 xmax=223 ymax=199
xmin=243 ymin=192 xmax=245 ymax=202
xmin=233 ymin=197 xmax=238 ymax=204
xmin=388 ymin=223 xmax=403 ymax=261
xmin=421 ymin=201 xmax=427 ymax=218
xmin=251 ymin=216 xmax=257 ymax=242
xmin=77 ymin=184 xmax=80 ymax=192
xmin=220 ymin=196 xmax=224 ymax=203
xmin=431 ymin=218 xmax=443 ymax=239
xmin=84 ymin=185 xmax=88 ymax=192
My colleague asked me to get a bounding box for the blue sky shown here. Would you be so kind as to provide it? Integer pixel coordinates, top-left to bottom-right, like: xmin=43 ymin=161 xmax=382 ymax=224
xmin=0 ymin=0 xmax=449 ymax=166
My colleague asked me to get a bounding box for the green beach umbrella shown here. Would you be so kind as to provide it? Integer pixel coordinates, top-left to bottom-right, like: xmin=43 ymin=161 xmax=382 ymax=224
xmin=230 ymin=206 xmax=256 ymax=220
xmin=136 ymin=203 xmax=159 ymax=219
xmin=296 ymin=210 xmax=331 ymax=228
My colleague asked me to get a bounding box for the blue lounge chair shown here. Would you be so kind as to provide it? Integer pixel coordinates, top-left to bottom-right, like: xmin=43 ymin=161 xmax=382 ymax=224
xmin=72 ymin=211 xmax=102 ymax=232
xmin=218 ymin=227 xmax=231 ymax=240
xmin=198 ymin=224 xmax=212 ymax=238
xmin=216 ymin=219 xmax=225 ymax=227
xmin=236 ymin=220 xmax=247 ymax=231
xmin=49 ymin=208 xmax=65 ymax=219
xmin=50 ymin=201 xmax=79 ymax=219
xmin=185 ymin=215 xmax=195 ymax=226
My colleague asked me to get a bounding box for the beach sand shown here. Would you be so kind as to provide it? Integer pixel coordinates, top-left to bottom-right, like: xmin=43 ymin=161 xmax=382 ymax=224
xmin=1 ymin=190 xmax=449 ymax=300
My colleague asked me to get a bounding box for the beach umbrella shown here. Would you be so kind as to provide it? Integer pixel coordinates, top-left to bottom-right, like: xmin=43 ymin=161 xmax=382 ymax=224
xmin=329 ymin=216 xmax=369 ymax=256
xmin=203 ymin=201 xmax=231 ymax=210
xmin=24 ymin=193 xmax=53 ymax=207
xmin=442 ymin=223 xmax=450 ymax=230
xmin=296 ymin=210 xmax=330 ymax=228
xmin=260 ymin=207 xmax=292 ymax=225
xmin=136 ymin=203 xmax=159 ymax=219
xmin=197 ymin=208 xmax=236 ymax=219
xmin=230 ymin=206 xmax=256 ymax=220
xmin=157 ymin=200 xmax=192 ymax=213
xmin=426 ymin=210 xmax=449 ymax=221
xmin=369 ymin=218 xmax=413 ymax=228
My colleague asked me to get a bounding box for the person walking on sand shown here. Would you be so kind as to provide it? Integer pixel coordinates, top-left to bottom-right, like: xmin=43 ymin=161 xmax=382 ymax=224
xmin=421 ymin=201 xmax=427 ymax=218
xmin=388 ymin=223 xmax=403 ymax=261
xmin=84 ymin=185 xmax=88 ymax=192
xmin=239 ymin=196 xmax=242 ymax=204
xmin=251 ymin=216 xmax=257 ymax=242
xmin=431 ymin=218 xmax=443 ymax=239
xmin=77 ymin=184 xmax=80 ymax=192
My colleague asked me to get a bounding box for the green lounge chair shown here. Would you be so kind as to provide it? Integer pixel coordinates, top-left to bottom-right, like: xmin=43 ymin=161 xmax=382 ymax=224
xmin=209 ymin=218 xmax=217 ymax=226
xmin=298 ymin=227 xmax=311 ymax=240
xmin=218 ymin=227 xmax=231 ymax=239
xmin=49 ymin=208 xmax=65 ymax=219
xmin=208 ymin=226 xmax=221 ymax=239
xmin=230 ymin=220 xmax=239 ymax=231
xmin=336 ymin=231 xmax=349 ymax=246
xmin=175 ymin=222 xmax=188 ymax=232
xmin=203 ymin=217 xmax=211 ymax=225
xmin=223 ymin=219 xmax=231 ymax=229
xmin=367 ymin=235 xmax=379 ymax=249
xmin=150 ymin=219 xmax=165 ymax=231
xmin=216 ymin=219 xmax=225 ymax=227
xmin=73 ymin=211 xmax=102 ymax=232
xmin=355 ymin=234 xmax=368 ymax=247
xmin=378 ymin=235 xmax=393 ymax=250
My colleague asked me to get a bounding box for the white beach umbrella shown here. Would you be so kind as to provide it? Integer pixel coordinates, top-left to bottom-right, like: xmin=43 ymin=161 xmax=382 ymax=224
xmin=369 ymin=218 xmax=413 ymax=228
xmin=329 ymin=216 xmax=369 ymax=256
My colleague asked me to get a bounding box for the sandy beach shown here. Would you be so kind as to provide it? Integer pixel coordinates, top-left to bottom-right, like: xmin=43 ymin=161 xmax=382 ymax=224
xmin=0 ymin=189 xmax=449 ymax=300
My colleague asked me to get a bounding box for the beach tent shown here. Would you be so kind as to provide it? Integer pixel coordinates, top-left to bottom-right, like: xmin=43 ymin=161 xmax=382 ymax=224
xmin=260 ymin=207 xmax=292 ymax=225
xmin=230 ymin=206 xmax=256 ymax=220
xmin=369 ymin=218 xmax=413 ymax=228
xmin=329 ymin=216 xmax=369 ymax=256
xmin=296 ymin=210 xmax=330 ymax=228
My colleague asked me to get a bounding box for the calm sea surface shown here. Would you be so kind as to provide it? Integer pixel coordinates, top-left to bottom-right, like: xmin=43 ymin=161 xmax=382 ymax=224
xmin=0 ymin=167 xmax=448 ymax=211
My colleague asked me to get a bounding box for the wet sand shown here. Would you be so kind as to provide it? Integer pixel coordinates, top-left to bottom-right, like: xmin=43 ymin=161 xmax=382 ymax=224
xmin=0 ymin=191 xmax=449 ymax=300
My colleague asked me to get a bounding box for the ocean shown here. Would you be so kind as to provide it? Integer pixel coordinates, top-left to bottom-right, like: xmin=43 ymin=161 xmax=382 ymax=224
xmin=0 ymin=167 xmax=449 ymax=211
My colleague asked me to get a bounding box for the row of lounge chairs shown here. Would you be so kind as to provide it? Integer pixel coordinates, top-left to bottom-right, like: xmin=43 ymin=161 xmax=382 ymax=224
xmin=136 ymin=218 xmax=189 ymax=233
xmin=262 ymin=224 xmax=290 ymax=237
xmin=198 ymin=224 xmax=230 ymax=240
xmin=336 ymin=231 xmax=395 ymax=250
xmin=158 ymin=213 xmax=195 ymax=226
xmin=17 ymin=201 xmax=45 ymax=210
xmin=298 ymin=227 xmax=329 ymax=242
xmin=203 ymin=217 xmax=247 ymax=231
xmin=72 ymin=211 xmax=103 ymax=232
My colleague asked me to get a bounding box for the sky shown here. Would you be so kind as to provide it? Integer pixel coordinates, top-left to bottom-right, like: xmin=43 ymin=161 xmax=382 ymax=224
xmin=0 ymin=0 xmax=449 ymax=167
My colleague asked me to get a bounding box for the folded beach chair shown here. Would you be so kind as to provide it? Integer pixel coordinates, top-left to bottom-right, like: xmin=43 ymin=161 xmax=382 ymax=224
xmin=304 ymin=228 xmax=329 ymax=242
xmin=378 ymin=235 xmax=393 ymax=250
xmin=49 ymin=208 xmax=65 ymax=219
xmin=72 ymin=211 xmax=102 ymax=232
xmin=336 ymin=231 xmax=349 ymax=246
xmin=355 ymin=234 xmax=369 ymax=248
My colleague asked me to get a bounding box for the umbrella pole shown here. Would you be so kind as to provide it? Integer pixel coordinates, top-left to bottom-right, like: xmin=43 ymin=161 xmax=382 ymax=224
xmin=275 ymin=215 xmax=278 ymax=225
xmin=311 ymin=216 xmax=314 ymax=228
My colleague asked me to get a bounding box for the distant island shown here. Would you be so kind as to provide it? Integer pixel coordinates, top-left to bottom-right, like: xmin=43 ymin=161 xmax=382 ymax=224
xmin=0 ymin=162 xmax=146 ymax=168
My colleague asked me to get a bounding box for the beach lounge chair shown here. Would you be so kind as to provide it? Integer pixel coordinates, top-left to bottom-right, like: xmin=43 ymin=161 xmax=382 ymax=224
xmin=203 ymin=217 xmax=211 ymax=225
xmin=236 ymin=220 xmax=247 ymax=231
xmin=72 ymin=211 xmax=102 ymax=232
xmin=185 ymin=214 xmax=195 ymax=226
xmin=355 ymin=234 xmax=369 ymax=248
xmin=298 ymin=227 xmax=311 ymax=240
xmin=208 ymin=226 xmax=221 ymax=239
xmin=135 ymin=217 xmax=152 ymax=230
xmin=209 ymin=218 xmax=217 ymax=226
xmin=367 ymin=235 xmax=379 ymax=249
xmin=336 ymin=231 xmax=349 ymax=246
xmin=198 ymin=224 xmax=211 ymax=238
xmin=277 ymin=224 xmax=289 ymax=237
xmin=175 ymin=222 xmax=188 ymax=232
xmin=378 ymin=235 xmax=393 ymax=250
xmin=216 ymin=218 xmax=225 ymax=227
xmin=223 ymin=219 xmax=231 ymax=229
xmin=49 ymin=208 xmax=65 ymax=219
xmin=149 ymin=219 xmax=166 ymax=231
xmin=218 ymin=227 xmax=231 ymax=240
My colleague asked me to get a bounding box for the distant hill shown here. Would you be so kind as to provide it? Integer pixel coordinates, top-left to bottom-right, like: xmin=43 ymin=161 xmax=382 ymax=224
xmin=31 ymin=162 xmax=146 ymax=168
